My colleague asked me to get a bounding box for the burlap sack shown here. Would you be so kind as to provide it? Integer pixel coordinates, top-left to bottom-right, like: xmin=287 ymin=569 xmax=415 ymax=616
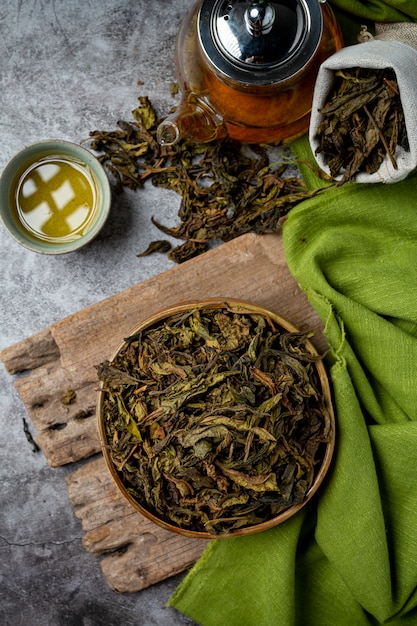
xmin=309 ymin=23 xmax=417 ymax=183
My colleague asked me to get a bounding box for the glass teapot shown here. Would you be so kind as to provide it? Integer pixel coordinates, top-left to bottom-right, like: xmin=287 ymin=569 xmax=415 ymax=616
xmin=157 ymin=0 xmax=343 ymax=146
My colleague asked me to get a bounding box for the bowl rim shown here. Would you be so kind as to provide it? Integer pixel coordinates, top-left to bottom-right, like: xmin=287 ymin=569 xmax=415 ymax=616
xmin=96 ymin=297 xmax=336 ymax=539
xmin=0 ymin=138 xmax=111 ymax=255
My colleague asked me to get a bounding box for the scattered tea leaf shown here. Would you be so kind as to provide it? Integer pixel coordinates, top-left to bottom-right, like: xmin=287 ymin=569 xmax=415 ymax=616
xmin=61 ymin=389 xmax=76 ymax=405
xmin=131 ymin=95 xmax=157 ymax=130
xmin=86 ymin=94 xmax=328 ymax=262
xmin=137 ymin=240 xmax=172 ymax=257
xmin=22 ymin=418 xmax=40 ymax=453
xmin=167 ymin=239 xmax=208 ymax=263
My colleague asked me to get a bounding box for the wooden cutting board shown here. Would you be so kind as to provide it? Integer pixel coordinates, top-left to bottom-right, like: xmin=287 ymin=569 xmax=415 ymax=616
xmin=1 ymin=232 xmax=327 ymax=592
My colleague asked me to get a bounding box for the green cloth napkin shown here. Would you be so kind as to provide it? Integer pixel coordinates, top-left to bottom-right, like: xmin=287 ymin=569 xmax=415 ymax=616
xmin=169 ymin=139 xmax=417 ymax=625
xmin=169 ymin=3 xmax=417 ymax=624
xmin=329 ymin=0 xmax=417 ymax=24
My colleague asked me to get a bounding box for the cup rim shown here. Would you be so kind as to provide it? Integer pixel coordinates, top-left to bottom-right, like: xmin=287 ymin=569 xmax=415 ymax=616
xmin=0 ymin=139 xmax=111 ymax=254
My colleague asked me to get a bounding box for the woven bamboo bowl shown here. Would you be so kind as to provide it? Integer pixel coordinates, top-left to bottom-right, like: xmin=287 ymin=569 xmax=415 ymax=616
xmin=97 ymin=298 xmax=335 ymax=539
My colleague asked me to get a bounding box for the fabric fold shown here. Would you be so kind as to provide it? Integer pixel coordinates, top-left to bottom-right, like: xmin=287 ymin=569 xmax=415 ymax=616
xmin=328 ymin=0 xmax=417 ymax=23
xmin=282 ymin=171 xmax=417 ymax=623
xmin=169 ymin=4 xmax=417 ymax=621
xmin=169 ymin=158 xmax=417 ymax=625
xmin=169 ymin=511 xmax=307 ymax=626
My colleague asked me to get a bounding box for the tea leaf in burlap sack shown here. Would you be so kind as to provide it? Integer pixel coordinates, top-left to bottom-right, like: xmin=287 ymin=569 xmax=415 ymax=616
xmin=309 ymin=23 xmax=417 ymax=183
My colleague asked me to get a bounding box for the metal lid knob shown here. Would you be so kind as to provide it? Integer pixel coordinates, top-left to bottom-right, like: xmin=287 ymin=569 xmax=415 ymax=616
xmin=198 ymin=0 xmax=323 ymax=85
xmin=245 ymin=2 xmax=276 ymax=37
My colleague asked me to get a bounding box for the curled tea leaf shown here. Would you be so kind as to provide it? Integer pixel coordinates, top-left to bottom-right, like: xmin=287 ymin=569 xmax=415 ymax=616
xmin=137 ymin=240 xmax=172 ymax=257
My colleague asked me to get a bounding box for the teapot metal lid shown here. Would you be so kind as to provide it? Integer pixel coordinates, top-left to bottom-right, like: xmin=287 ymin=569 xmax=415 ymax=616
xmin=198 ymin=0 xmax=324 ymax=85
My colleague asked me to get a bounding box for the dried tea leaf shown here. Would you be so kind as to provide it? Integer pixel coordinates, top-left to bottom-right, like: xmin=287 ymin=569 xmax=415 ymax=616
xmin=168 ymin=240 xmax=208 ymax=263
xmin=61 ymin=389 xmax=76 ymax=405
xmin=137 ymin=240 xmax=172 ymax=257
xmin=22 ymin=418 xmax=40 ymax=453
xmin=131 ymin=95 xmax=157 ymax=130
xmin=170 ymin=81 xmax=179 ymax=96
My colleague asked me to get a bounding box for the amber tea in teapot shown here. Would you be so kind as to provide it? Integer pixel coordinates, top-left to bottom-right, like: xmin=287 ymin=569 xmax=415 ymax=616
xmin=157 ymin=0 xmax=343 ymax=146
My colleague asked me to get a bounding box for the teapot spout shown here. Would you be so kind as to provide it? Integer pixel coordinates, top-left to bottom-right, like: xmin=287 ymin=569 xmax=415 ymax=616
xmin=157 ymin=93 xmax=226 ymax=146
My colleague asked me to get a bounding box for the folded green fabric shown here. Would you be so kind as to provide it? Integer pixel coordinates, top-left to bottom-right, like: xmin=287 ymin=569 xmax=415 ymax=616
xmin=329 ymin=0 xmax=417 ymax=23
xmin=169 ymin=4 xmax=417 ymax=623
xmin=327 ymin=1 xmax=417 ymax=47
xmin=169 ymin=140 xmax=417 ymax=625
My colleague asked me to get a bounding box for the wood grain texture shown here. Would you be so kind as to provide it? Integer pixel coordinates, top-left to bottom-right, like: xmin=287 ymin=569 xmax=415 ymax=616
xmin=65 ymin=456 xmax=207 ymax=592
xmin=1 ymin=232 xmax=327 ymax=591
xmin=1 ymin=232 xmax=325 ymax=468
xmin=1 ymin=328 xmax=60 ymax=375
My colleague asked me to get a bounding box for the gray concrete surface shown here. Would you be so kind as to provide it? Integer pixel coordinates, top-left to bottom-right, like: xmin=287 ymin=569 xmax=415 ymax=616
xmin=0 ymin=1 xmax=198 ymax=624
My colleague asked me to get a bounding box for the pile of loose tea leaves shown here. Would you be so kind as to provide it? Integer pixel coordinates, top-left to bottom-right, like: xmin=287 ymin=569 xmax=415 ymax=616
xmin=315 ymin=67 xmax=409 ymax=183
xmin=86 ymin=95 xmax=323 ymax=263
xmin=97 ymin=305 xmax=332 ymax=535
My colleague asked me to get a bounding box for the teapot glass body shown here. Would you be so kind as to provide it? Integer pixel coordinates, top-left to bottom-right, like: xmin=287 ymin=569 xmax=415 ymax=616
xmin=157 ymin=0 xmax=343 ymax=145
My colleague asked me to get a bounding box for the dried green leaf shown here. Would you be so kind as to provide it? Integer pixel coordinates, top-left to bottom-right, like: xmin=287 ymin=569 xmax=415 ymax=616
xmin=61 ymin=389 xmax=76 ymax=405
xmin=137 ymin=240 xmax=172 ymax=257
xmin=131 ymin=95 xmax=157 ymax=130
xmin=170 ymin=81 xmax=179 ymax=96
